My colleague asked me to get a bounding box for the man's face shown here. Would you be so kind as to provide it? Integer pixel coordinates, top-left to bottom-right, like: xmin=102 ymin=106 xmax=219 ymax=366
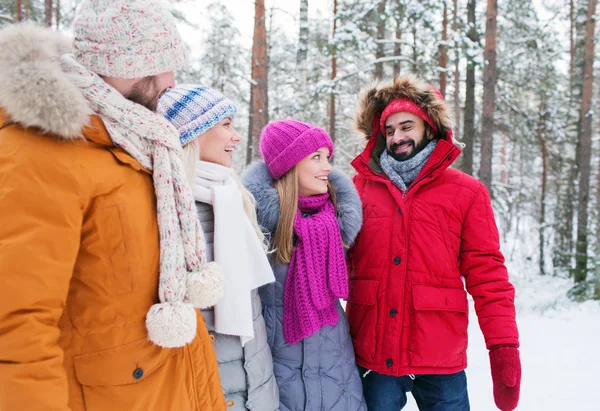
xmin=126 ymin=71 xmax=176 ymax=112
xmin=384 ymin=111 xmax=433 ymax=161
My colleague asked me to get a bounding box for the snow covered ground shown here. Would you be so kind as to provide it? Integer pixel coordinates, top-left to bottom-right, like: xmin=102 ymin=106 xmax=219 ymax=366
xmin=404 ymin=271 xmax=600 ymax=411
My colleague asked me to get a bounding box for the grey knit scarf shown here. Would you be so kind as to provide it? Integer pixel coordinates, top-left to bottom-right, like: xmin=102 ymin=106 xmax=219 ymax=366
xmin=380 ymin=139 xmax=438 ymax=193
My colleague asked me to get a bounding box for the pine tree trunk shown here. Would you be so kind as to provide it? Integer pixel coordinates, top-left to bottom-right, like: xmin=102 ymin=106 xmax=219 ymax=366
xmin=500 ymin=133 xmax=507 ymax=185
xmin=570 ymin=0 xmax=576 ymax=90
xmin=55 ymin=0 xmax=60 ymax=29
xmin=452 ymin=0 xmax=461 ymax=141
xmin=393 ymin=0 xmax=402 ymax=78
xmin=412 ymin=26 xmax=418 ymax=73
xmin=45 ymin=0 xmax=53 ymax=27
xmin=16 ymin=0 xmax=23 ymax=21
xmin=480 ymin=0 xmax=498 ymax=194
xmin=374 ymin=0 xmax=387 ymax=80
xmin=329 ymin=0 xmax=338 ymax=142
xmin=439 ymin=1 xmax=448 ymax=98
xmin=247 ymin=0 xmax=269 ymax=165
xmin=574 ymin=0 xmax=596 ymax=283
xmin=297 ymin=0 xmax=309 ymax=85
xmin=537 ymin=103 xmax=548 ymax=276
xmin=24 ymin=0 xmax=31 ymax=20
xmin=461 ymin=0 xmax=477 ymax=176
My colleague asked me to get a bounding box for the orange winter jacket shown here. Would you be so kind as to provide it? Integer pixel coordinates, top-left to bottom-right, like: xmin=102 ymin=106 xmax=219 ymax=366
xmin=0 ymin=109 xmax=226 ymax=411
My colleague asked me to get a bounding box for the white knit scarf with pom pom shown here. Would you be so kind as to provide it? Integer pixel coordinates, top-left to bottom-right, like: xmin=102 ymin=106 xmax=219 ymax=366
xmin=61 ymin=54 xmax=224 ymax=348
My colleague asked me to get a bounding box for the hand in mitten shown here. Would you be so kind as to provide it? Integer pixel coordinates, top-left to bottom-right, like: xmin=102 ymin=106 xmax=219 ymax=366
xmin=489 ymin=345 xmax=521 ymax=411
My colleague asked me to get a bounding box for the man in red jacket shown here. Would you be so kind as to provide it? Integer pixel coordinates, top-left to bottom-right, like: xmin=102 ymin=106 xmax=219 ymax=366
xmin=346 ymin=75 xmax=521 ymax=411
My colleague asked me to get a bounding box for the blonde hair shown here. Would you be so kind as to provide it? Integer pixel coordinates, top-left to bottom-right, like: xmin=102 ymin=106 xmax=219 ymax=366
xmin=273 ymin=166 xmax=337 ymax=264
xmin=182 ymin=139 xmax=268 ymax=251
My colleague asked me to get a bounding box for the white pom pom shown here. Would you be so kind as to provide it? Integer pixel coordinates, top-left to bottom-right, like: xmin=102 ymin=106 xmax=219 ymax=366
xmin=185 ymin=262 xmax=225 ymax=309
xmin=146 ymin=302 xmax=197 ymax=348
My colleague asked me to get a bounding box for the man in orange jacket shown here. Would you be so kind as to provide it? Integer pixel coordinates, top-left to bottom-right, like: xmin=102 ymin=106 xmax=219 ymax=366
xmin=0 ymin=1 xmax=226 ymax=410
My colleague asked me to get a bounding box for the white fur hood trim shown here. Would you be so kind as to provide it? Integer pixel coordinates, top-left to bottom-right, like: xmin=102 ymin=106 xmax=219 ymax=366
xmin=0 ymin=23 xmax=91 ymax=139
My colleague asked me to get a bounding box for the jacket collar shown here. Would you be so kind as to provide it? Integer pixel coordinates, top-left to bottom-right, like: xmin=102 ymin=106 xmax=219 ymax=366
xmin=352 ymin=133 xmax=461 ymax=198
xmin=242 ymin=161 xmax=363 ymax=246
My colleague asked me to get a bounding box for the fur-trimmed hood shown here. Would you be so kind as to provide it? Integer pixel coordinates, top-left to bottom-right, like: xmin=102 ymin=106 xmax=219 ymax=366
xmin=0 ymin=23 xmax=91 ymax=139
xmin=241 ymin=161 xmax=363 ymax=246
xmin=355 ymin=74 xmax=453 ymax=141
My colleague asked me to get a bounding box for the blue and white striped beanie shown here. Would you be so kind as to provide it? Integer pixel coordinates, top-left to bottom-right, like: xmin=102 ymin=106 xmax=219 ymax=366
xmin=158 ymin=85 xmax=238 ymax=146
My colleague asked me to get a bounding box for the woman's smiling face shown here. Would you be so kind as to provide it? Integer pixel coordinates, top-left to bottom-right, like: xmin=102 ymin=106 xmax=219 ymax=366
xmin=296 ymin=147 xmax=332 ymax=197
xmin=197 ymin=117 xmax=241 ymax=167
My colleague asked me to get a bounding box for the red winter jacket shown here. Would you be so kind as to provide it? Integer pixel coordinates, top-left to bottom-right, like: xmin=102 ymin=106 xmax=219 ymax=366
xmin=346 ymin=77 xmax=519 ymax=377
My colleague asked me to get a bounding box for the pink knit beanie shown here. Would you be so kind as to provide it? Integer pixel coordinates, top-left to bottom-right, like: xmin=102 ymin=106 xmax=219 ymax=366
xmin=259 ymin=119 xmax=334 ymax=179
xmin=72 ymin=0 xmax=187 ymax=79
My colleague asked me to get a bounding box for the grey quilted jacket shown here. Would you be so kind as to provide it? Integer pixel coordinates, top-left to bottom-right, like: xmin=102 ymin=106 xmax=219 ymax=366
xmin=196 ymin=201 xmax=279 ymax=411
xmin=242 ymin=162 xmax=367 ymax=411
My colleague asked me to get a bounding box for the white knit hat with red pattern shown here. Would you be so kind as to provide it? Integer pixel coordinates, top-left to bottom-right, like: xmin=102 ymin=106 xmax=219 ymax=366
xmin=72 ymin=0 xmax=187 ymax=79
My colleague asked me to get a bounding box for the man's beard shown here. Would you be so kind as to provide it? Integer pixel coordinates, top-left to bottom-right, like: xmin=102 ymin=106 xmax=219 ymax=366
xmin=125 ymin=76 xmax=163 ymax=112
xmin=387 ymin=135 xmax=430 ymax=161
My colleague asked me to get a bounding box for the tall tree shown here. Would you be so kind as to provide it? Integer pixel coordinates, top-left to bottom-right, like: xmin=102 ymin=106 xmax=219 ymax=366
xmin=247 ymin=0 xmax=269 ymax=164
xmin=570 ymin=0 xmax=576 ymax=90
xmin=16 ymin=0 xmax=22 ymax=21
xmin=297 ymin=0 xmax=309 ymax=85
xmin=393 ymin=0 xmax=403 ymax=78
xmin=55 ymin=0 xmax=60 ymax=29
xmin=439 ymin=0 xmax=448 ymax=97
xmin=479 ymin=0 xmax=498 ymax=193
xmin=45 ymin=0 xmax=52 ymax=26
xmin=537 ymin=100 xmax=549 ymax=276
xmin=374 ymin=0 xmax=386 ymax=79
xmin=461 ymin=0 xmax=477 ymax=176
xmin=574 ymin=0 xmax=596 ymax=283
xmin=329 ymin=0 xmax=338 ymax=142
xmin=452 ymin=0 xmax=460 ymax=140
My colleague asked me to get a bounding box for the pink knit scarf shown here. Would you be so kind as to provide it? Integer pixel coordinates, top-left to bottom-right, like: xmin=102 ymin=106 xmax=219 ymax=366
xmin=283 ymin=193 xmax=348 ymax=344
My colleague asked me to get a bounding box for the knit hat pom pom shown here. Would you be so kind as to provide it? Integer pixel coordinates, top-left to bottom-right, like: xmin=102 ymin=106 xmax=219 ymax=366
xmin=146 ymin=302 xmax=197 ymax=348
xmin=185 ymin=262 xmax=225 ymax=309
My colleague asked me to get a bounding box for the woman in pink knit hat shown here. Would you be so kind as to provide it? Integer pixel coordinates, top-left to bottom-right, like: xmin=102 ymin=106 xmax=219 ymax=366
xmin=242 ymin=119 xmax=367 ymax=411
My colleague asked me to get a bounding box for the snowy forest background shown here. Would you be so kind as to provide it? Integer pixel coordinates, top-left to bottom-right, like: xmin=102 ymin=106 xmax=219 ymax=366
xmin=2 ymin=0 xmax=597 ymax=301
xmin=1 ymin=1 xmax=599 ymax=408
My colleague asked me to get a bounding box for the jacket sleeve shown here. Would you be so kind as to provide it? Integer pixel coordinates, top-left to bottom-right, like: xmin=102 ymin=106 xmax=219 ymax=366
xmin=0 ymin=142 xmax=84 ymax=411
xmin=459 ymin=184 xmax=519 ymax=349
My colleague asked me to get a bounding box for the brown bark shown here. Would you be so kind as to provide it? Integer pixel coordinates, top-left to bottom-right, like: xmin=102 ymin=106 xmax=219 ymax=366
xmin=461 ymin=0 xmax=477 ymax=176
xmin=16 ymin=0 xmax=22 ymax=21
xmin=537 ymin=102 xmax=548 ymax=276
xmin=247 ymin=0 xmax=269 ymax=165
xmin=329 ymin=0 xmax=338 ymax=142
xmin=55 ymin=0 xmax=60 ymax=29
xmin=374 ymin=0 xmax=386 ymax=80
xmin=574 ymin=0 xmax=596 ymax=283
xmin=439 ymin=1 xmax=448 ymax=98
xmin=452 ymin=0 xmax=461 ymax=140
xmin=480 ymin=0 xmax=498 ymax=194
xmin=45 ymin=0 xmax=53 ymax=27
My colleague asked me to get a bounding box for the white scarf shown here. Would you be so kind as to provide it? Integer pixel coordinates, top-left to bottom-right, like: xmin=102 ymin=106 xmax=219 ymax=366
xmin=193 ymin=161 xmax=275 ymax=346
xmin=60 ymin=55 xmax=224 ymax=348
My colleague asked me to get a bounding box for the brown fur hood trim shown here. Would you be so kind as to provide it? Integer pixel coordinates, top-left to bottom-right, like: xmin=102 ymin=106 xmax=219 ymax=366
xmin=355 ymin=74 xmax=453 ymax=140
xmin=0 ymin=23 xmax=91 ymax=139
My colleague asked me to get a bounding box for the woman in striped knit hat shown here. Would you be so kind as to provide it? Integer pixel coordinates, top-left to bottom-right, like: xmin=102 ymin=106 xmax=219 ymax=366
xmin=242 ymin=120 xmax=367 ymax=411
xmin=158 ymin=85 xmax=279 ymax=411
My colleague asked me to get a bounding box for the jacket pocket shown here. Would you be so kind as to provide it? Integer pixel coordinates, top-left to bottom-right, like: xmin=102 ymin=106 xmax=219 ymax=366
xmin=92 ymin=204 xmax=134 ymax=296
xmin=409 ymin=284 xmax=468 ymax=368
xmin=346 ymin=279 xmax=379 ymax=362
xmin=74 ymin=338 xmax=193 ymax=411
